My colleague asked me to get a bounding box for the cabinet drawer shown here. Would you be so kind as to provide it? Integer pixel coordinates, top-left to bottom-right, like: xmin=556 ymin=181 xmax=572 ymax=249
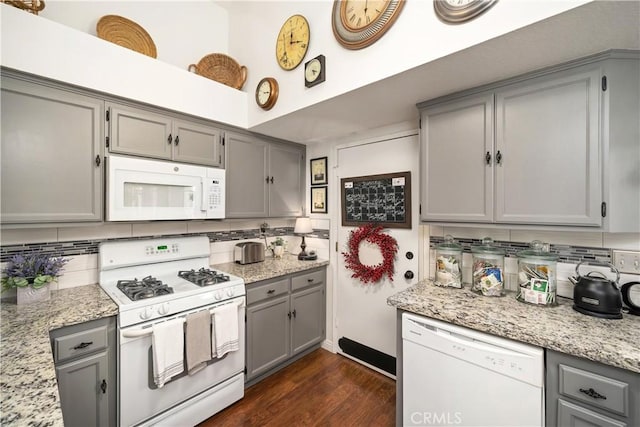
xmin=291 ymin=270 xmax=325 ymax=292
xmin=558 ymin=399 xmax=626 ymax=427
xmin=559 ymin=363 xmax=629 ymax=416
xmin=53 ymin=325 xmax=109 ymax=363
xmin=247 ymin=278 xmax=289 ymax=305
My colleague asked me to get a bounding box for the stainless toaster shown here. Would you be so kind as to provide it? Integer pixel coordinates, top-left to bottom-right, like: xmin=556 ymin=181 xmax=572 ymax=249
xmin=234 ymin=242 xmax=265 ymax=264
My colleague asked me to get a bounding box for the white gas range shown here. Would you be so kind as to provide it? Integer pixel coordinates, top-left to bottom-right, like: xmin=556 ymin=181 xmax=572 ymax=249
xmin=98 ymin=235 xmax=245 ymax=427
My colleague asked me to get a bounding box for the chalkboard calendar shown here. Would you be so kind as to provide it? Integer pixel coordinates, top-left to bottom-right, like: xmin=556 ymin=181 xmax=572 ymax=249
xmin=341 ymin=171 xmax=411 ymax=228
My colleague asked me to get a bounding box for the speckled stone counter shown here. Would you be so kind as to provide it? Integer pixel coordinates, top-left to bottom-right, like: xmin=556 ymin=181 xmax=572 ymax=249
xmin=0 ymin=285 xmax=118 ymax=426
xmin=388 ymin=280 xmax=640 ymax=374
xmin=213 ymin=254 xmax=329 ymax=284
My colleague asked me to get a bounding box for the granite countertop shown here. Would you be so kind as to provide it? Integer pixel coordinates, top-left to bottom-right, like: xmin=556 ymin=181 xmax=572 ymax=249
xmin=213 ymin=254 xmax=329 ymax=285
xmin=388 ymin=280 xmax=640 ymax=374
xmin=0 ymin=285 xmax=118 ymax=426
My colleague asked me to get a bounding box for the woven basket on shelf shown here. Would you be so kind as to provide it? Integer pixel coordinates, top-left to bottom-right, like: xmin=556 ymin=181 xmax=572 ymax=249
xmin=96 ymin=15 xmax=157 ymax=58
xmin=1 ymin=0 xmax=45 ymax=14
xmin=188 ymin=54 xmax=247 ymax=90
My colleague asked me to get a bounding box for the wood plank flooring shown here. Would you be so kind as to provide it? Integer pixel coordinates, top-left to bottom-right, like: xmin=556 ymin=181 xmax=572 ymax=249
xmin=198 ymin=348 xmax=396 ymax=427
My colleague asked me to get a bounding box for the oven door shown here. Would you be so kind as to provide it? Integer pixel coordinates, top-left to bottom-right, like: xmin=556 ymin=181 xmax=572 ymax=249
xmin=107 ymin=154 xmax=225 ymax=221
xmin=118 ymin=297 xmax=245 ymax=427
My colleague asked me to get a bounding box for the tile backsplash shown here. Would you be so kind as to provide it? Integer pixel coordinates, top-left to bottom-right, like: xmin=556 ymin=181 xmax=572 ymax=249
xmin=0 ymin=219 xmax=330 ymax=291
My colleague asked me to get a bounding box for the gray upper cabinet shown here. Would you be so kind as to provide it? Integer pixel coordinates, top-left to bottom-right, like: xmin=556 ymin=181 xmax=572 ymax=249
xmin=0 ymin=74 xmax=103 ymax=224
xmin=107 ymin=102 xmax=224 ymax=168
xmin=419 ymin=51 xmax=639 ymax=230
xmin=495 ymin=67 xmax=601 ymax=226
xmin=421 ymin=93 xmax=494 ymax=222
xmin=225 ymin=131 xmax=305 ymax=218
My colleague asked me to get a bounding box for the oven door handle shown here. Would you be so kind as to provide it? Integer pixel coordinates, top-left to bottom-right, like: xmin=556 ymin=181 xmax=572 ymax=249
xmin=121 ymin=299 xmax=244 ymax=338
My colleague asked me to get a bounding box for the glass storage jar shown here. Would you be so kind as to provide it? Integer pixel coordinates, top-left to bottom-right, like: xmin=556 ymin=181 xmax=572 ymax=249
xmin=516 ymin=240 xmax=558 ymax=306
xmin=471 ymin=237 xmax=505 ymax=296
xmin=434 ymin=235 xmax=463 ymax=288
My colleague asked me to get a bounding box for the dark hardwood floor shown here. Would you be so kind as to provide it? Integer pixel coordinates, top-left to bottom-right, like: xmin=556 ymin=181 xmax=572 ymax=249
xmin=198 ymin=348 xmax=396 ymax=427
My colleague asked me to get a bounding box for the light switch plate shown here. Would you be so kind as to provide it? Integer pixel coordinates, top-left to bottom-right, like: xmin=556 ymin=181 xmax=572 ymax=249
xmin=612 ymin=250 xmax=640 ymax=274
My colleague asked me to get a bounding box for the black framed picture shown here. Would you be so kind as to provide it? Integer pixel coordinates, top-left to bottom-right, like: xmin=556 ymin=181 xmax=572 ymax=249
xmin=341 ymin=171 xmax=411 ymax=228
xmin=310 ymin=157 xmax=328 ymax=185
xmin=311 ymin=186 xmax=328 ymax=214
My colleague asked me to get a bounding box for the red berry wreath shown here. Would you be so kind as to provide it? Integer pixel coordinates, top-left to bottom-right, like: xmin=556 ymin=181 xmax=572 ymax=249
xmin=342 ymin=223 xmax=398 ymax=284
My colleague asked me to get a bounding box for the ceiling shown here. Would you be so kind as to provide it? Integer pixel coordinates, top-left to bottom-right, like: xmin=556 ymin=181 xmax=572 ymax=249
xmin=247 ymin=1 xmax=640 ymax=145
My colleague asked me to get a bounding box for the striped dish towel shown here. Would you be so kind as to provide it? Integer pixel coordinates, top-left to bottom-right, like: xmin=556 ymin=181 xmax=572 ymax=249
xmin=211 ymin=303 xmax=239 ymax=358
xmin=152 ymin=318 xmax=185 ymax=388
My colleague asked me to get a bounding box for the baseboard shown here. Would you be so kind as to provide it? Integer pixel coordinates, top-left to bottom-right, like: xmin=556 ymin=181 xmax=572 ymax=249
xmin=321 ymin=339 xmax=334 ymax=353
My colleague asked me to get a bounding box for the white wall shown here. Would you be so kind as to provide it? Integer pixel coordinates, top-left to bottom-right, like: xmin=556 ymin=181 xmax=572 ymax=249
xmin=223 ymin=0 xmax=591 ymax=127
xmin=40 ymin=0 xmax=230 ymax=71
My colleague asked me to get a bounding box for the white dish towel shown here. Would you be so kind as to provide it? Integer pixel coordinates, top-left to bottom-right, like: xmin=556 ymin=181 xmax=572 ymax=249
xmin=152 ymin=318 xmax=185 ymax=388
xmin=211 ymin=303 xmax=239 ymax=359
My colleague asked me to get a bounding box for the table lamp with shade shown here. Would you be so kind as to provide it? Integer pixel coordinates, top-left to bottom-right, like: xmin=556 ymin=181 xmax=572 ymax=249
xmin=294 ymin=217 xmax=315 ymax=260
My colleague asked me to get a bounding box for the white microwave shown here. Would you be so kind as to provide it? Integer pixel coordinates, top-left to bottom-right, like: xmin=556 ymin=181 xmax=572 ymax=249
xmin=106 ymin=154 xmax=225 ymax=221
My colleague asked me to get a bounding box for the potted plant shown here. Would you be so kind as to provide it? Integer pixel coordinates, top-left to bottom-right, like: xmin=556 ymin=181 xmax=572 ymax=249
xmin=270 ymin=237 xmax=287 ymax=259
xmin=1 ymin=252 xmax=69 ymax=304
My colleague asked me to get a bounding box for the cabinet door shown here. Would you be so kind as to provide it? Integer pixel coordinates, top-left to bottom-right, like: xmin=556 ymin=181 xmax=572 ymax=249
xmin=108 ymin=103 xmax=172 ymax=160
xmin=246 ymin=295 xmax=290 ymax=379
xmin=269 ymin=143 xmax=304 ymax=217
xmin=420 ymin=93 xmax=494 ymax=222
xmin=1 ymin=77 xmax=103 ymax=223
xmin=558 ymin=399 xmax=626 ymax=427
xmin=291 ymin=284 xmax=325 ymax=355
xmin=56 ymin=351 xmax=110 ymax=427
xmin=173 ymin=119 xmax=224 ymax=167
xmin=495 ymin=67 xmax=602 ymax=226
xmin=225 ymin=132 xmax=269 ymax=218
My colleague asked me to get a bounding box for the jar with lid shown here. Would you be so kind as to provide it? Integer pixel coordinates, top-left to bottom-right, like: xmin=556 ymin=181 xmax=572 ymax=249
xmin=434 ymin=235 xmax=463 ymax=288
xmin=471 ymin=237 xmax=505 ymax=296
xmin=516 ymin=240 xmax=558 ymax=306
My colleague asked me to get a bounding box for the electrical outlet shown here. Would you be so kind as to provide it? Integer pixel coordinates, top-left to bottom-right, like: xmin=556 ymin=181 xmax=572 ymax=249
xmin=612 ymin=250 xmax=640 ymax=274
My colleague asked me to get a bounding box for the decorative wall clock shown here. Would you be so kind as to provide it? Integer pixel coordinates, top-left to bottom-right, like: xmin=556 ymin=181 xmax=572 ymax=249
xmin=331 ymin=0 xmax=405 ymax=50
xmin=255 ymin=77 xmax=279 ymax=110
xmin=305 ymin=54 xmax=326 ymax=88
xmin=276 ymin=14 xmax=310 ymax=70
xmin=434 ymin=0 xmax=498 ymax=24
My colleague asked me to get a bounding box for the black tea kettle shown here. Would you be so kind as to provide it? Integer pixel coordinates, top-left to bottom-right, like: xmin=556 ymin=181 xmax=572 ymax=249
xmin=569 ymin=261 xmax=622 ymax=319
xmin=621 ymin=281 xmax=640 ymax=315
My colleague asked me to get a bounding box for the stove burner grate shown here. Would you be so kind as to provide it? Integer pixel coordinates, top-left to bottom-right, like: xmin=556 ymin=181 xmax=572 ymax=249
xmin=117 ymin=276 xmax=174 ymax=301
xmin=178 ymin=268 xmax=230 ymax=287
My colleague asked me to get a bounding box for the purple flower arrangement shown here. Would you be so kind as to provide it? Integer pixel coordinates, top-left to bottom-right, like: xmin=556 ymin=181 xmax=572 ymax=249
xmin=1 ymin=252 xmax=69 ymax=290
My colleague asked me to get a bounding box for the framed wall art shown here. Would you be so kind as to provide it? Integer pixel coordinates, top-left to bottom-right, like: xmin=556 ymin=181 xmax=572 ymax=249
xmin=311 ymin=186 xmax=328 ymax=214
xmin=310 ymin=156 xmax=328 ymax=185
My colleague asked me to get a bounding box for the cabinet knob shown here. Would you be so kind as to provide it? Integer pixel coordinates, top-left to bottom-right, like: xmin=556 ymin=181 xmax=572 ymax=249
xmin=485 ymin=151 xmax=492 ymax=165
xmin=292 ymin=309 xmax=297 ymax=318
xmin=406 ymin=252 xmax=414 ymax=260
xmin=496 ymin=150 xmax=503 ymax=165
xmin=101 ymin=379 xmax=107 ymax=394
xmin=175 ymin=135 xmax=179 ymax=146
xmin=267 ymin=289 xmax=275 ymax=294
xmin=404 ymin=271 xmax=414 ymax=280
xmin=167 ymin=134 xmax=173 ymax=144
xmin=579 ymin=388 xmax=606 ymax=400
xmin=270 ymin=176 xmax=274 ymax=184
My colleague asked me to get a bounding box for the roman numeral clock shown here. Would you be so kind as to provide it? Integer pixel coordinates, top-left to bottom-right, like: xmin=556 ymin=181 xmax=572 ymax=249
xmin=332 ymin=0 xmax=406 ymax=50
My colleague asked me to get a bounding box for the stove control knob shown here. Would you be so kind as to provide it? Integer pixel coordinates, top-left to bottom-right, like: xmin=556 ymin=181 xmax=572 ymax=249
xmin=214 ymin=291 xmax=222 ymax=301
xmin=140 ymin=307 xmax=153 ymax=320
xmin=227 ymin=289 xmax=235 ymax=297
xmin=158 ymin=303 xmax=170 ymax=315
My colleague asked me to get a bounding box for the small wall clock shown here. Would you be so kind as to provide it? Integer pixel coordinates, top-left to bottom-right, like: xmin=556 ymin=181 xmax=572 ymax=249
xmin=331 ymin=0 xmax=405 ymax=50
xmin=434 ymin=0 xmax=498 ymax=24
xmin=255 ymin=77 xmax=279 ymax=110
xmin=276 ymin=14 xmax=310 ymax=70
xmin=305 ymin=55 xmax=326 ymax=88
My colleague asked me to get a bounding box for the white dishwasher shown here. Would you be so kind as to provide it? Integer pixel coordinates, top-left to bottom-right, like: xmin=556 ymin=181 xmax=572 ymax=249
xmin=402 ymin=312 xmax=544 ymax=427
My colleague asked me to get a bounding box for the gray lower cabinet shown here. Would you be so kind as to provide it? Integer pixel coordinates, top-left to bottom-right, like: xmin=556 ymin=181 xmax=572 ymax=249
xmin=245 ymin=268 xmax=326 ymax=383
xmin=107 ymin=102 xmax=224 ymax=168
xmin=419 ymin=51 xmax=640 ymax=230
xmin=50 ymin=317 xmax=116 ymax=427
xmin=0 ymin=73 xmax=103 ymax=224
xmin=225 ymin=131 xmax=305 ymax=218
xmin=546 ymin=349 xmax=639 ymax=427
